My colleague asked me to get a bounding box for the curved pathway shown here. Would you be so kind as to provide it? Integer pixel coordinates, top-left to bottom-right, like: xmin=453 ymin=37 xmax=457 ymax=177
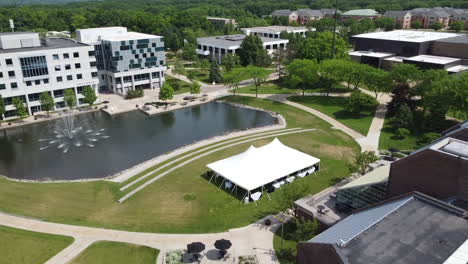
xmin=0 ymin=211 xmax=284 ymax=264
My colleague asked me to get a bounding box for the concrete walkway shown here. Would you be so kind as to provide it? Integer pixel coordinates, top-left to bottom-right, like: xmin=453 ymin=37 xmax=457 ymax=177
xmin=0 ymin=211 xmax=284 ymax=264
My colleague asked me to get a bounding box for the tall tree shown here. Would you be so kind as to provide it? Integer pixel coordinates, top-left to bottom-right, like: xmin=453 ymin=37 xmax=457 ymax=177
xmin=272 ymin=48 xmax=287 ymax=79
xmin=374 ymin=17 xmax=396 ymax=31
xmin=181 ymin=43 xmax=197 ymax=61
xmin=39 ymin=92 xmax=54 ymax=116
xmin=319 ymin=59 xmax=344 ymax=96
xmin=63 ymin=89 xmax=76 ymax=110
xmin=222 ymin=53 xmax=240 ymax=72
xmin=12 ymin=97 xmax=27 ymax=120
xmin=159 ymin=82 xmax=174 ymax=103
xmin=362 ymin=68 xmax=391 ymax=98
xmin=449 ymin=72 xmax=468 ymax=121
xmin=83 ymin=86 xmax=97 ymax=107
xmin=297 ymin=32 xmax=348 ymax=63
xmin=209 ymin=61 xmax=222 ymax=83
xmin=388 ymin=63 xmax=422 ymax=114
xmin=190 ymin=81 xmax=201 ymax=94
xmin=244 ymin=65 xmax=270 ymax=98
xmin=286 ymin=59 xmax=320 ymax=96
xmin=238 ymin=35 xmax=270 ymax=67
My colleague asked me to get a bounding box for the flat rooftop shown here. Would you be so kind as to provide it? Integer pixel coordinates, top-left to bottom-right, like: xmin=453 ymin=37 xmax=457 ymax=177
xmin=384 ymin=56 xmax=407 ymax=62
xmin=197 ymin=34 xmax=287 ymax=48
xmin=435 ymin=35 xmax=468 ymax=44
xmin=353 ymin=30 xmax=463 ymax=43
xmin=0 ymin=37 xmax=88 ymax=54
xmin=102 ymin=32 xmax=162 ymax=41
xmin=404 ymin=54 xmax=461 ymax=65
xmin=349 ymin=50 xmax=395 ymax=58
xmin=447 ymin=65 xmax=468 ymax=73
xmin=309 ymin=193 xmax=468 ymax=264
xmin=242 ymin=26 xmax=308 ymax=33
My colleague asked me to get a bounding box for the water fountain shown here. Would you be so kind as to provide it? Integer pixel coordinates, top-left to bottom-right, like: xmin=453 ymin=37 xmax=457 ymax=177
xmin=38 ymin=113 xmax=109 ymax=154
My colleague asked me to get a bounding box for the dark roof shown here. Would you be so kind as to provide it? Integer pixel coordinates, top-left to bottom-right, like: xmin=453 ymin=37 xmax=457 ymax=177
xmin=435 ymin=35 xmax=468 ymax=44
xmin=0 ymin=38 xmax=89 ymax=54
xmin=384 ymin=10 xmax=411 ymax=17
xmin=271 ymin=9 xmax=295 ymax=16
xmin=297 ymin=9 xmax=324 ymax=17
xmin=306 ymin=192 xmax=468 ymax=264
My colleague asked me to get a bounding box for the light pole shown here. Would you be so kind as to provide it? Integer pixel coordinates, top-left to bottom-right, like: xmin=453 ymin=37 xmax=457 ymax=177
xmin=332 ymin=0 xmax=339 ymax=59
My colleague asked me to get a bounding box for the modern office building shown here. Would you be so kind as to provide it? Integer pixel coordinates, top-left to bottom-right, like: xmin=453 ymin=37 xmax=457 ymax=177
xmin=241 ymin=26 xmax=310 ymax=39
xmin=206 ymin=17 xmax=237 ymax=28
xmin=196 ymin=34 xmax=288 ymax=63
xmin=77 ymin=27 xmax=166 ymax=96
xmin=0 ymin=32 xmax=99 ymax=119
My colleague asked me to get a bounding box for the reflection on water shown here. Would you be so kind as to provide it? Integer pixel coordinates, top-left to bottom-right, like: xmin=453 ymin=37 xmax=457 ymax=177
xmin=0 ymin=102 xmax=277 ymax=181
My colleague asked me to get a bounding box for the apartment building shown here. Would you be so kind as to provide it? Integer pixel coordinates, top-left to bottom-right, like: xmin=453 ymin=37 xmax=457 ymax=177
xmin=0 ymin=32 xmax=99 ymax=120
xmin=77 ymin=27 xmax=166 ymax=96
xmin=384 ymin=10 xmax=412 ymax=29
xmin=383 ymin=7 xmax=468 ymax=30
xmin=271 ymin=10 xmax=298 ymax=24
xmin=196 ymin=34 xmax=288 ymax=63
xmin=271 ymin=9 xmax=339 ymax=25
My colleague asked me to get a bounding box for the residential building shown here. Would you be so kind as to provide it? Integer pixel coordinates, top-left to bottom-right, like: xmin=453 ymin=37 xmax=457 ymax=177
xmin=341 ymin=9 xmax=381 ymax=21
xmin=297 ymin=192 xmax=468 ymax=264
xmin=271 ymin=10 xmax=298 ymax=23
xmin=350 ymin=30 xmax=468 ymax=73
xmin=241 ymin=26 xmax=310 ymax=39
xmin=77 ymin=27 xmax=166 ymax=96
xmin=0 ymin=32 xmax=99 ymax=120
xmin=196 ymin=34 xmax=288 ymax=63
xmin=387 ymin=124 xmax=468 ymax=205
xmin=206 ymin=17 xmax=237 ymax=28
xmin=384 ymin=10 xmax=412 ymax=29
xmin=411 ymin=8 xmax=451 ymax=29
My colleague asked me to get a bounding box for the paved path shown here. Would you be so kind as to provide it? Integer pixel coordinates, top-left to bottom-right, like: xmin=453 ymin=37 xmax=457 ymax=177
xmin=0 ymin=211 xmax=284 ymax=264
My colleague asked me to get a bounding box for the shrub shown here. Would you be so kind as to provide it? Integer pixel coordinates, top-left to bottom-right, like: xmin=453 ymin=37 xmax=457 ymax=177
xmin=392 ymin=103 xmax=414 ymax=129
xmin=165 ymin=250 xmax=183 ymax=264
xmin=396 ymin=128 xmax=410 ymax=139
xmin=125 ymin=89 xmax=144 ymax=99
xmin=420 ymin=132 xmax=441 ymax=145
xmin=344 ymin=90 xmax=378 ymax=114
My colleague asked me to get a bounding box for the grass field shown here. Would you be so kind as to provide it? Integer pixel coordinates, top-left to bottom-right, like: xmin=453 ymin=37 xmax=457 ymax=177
xmin=70 ymin=241 xmax=158 ymax=264
xmin=0 ymin=96 xmax=359 ymax=233
xmin=289 ymin=96 xmax=375 ymax=135
xmin=235 ymin=80 xmax=349 ymax=95
xmin=166 ymin=76 xmax=191 ymax=95
xmin=0 ymin=225 xmax=73 ymax=264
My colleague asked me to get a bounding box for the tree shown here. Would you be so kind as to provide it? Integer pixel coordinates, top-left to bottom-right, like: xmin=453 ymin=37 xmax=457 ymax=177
xmin=181 ymin=43 xmax=197 ymax=61
xmin=224 ymin=68 xmax=243 ymax=95
xmin=272 ymin=48 xmax=287 ymax=79
xmin=159 ymin=82 xmax=174 ymax=103
xmin=431 ymin=22 xmax=444 ymax=31
xmin=450 ymin=20 xmax=465 ymax=32
xmin=396 ymin=128 xmax=410 ymax=139
xmin=238 ymin=35 xmax=270 ymax=67
xmin=374 ymin=17 xmax=395 ymax=31
xmin=244 ymin=65 xmax=269 ymax=98
xmin=393 ymin=103 xmax=414 ymax=130
xmin=293 ymin=218 xmax=319 ymax=242
xmin=349 ymin=151 xmax=379 ymax=175
xmin=449 ymin=72 xmax=468 ymax=121
xmin=297 ymin=32 xmax=348 ymax=63
xmin=274 ymin=180 xmax=309 ymax=211
xmin=190 ymin=81 xmax=201 ymax=94
xmin=411 ymin=20 xmax=422 ymax=30
xmin=173 ymin=60 xmax=186 ymax=75
xmin=362 ymin=68 xmax=391 ymax=98
xmin=0 ymin=94 xmax=5 ymax=121
xmin=39 ymin=92 xmax=54 ymax=116
xmin=63 ymin=89 xmax=76 ymax=110
xmin=308 ymin=18 xmax=335 ymax=32
xmin=200 ymin=59 xmax=210 ymax=73
xmin=344 ymin=90 xmax=378 ymax=114
xmin=319 ymin=59 xmax=343 ymax=96
xmin=209 ymin=61 xmax=222 ymax=83
xmin=388 ymin=64 xmax=422 ymax=114
xmin=83 ymin=86 xmax=97 ymax=107
xmin=187 ymin=70 xmax=197 ymax=81
xmin=286 ymin=59 xmax=320 ymax=96
xmin=71 ymin=14 xmax=87 ymax=32
xmin=222 ymin=53 xmax=240 ymax=72
xmin=12 ymin=97 xmax=27 ymax=120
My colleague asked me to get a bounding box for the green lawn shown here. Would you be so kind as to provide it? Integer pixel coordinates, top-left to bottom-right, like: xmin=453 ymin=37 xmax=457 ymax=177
xmin=273 ymin=224 xmax=299 ymax=264
xmin=166 ymin=76 xmax=191 ymax=95
xmin=0 ymin=225 xmax=73 ymax=264
xmin=186 ymin=69 xmax=212 ymax=84
xmin=236 ymin=80 xmax=349 ymax=95
xmin=70 ymin=241 xmax=158 ymax=264
xmin=289 ymin=96 xmax=375 ymax=135
xmin=0 ymin=96 xmax=359 ymax=233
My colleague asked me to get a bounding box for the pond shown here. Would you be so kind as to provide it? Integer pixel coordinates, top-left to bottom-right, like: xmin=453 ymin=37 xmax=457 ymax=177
xmin=0 ymin=102 xmax=278 ymax=181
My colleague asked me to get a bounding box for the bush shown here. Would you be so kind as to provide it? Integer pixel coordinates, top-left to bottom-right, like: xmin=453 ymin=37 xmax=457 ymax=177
xmin=391 ymin=152 xmax=407 ymax=158
xmin=165 ymin=250 xmax=183 ymax=264
xmin=396 ymin=128 xmax=410 ymax=139
xmin=125 ymin=89 xmax=144 ymax=99
xmin=392 ymin=103 xmax=414 ymax=129
xmin=344 ymin=91 xmax=378 ymax=114
xmin=420 ymin=132 xmax=441 ymax=145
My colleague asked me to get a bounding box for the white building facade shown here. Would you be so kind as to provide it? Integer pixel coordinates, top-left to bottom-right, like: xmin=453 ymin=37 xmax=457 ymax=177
xmin=77 ymin=27 xmax=166 ymax=96
xmin=0 ymin=32 xmax=99 ymax=120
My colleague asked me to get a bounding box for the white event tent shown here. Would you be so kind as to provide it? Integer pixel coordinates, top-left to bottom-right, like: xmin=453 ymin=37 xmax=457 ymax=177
xmin=207 ymin=138 xmax=320 ymax=203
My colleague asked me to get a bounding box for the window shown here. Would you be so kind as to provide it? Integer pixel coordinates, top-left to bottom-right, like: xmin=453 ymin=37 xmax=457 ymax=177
xmin=53 ymin=89 xmax=64 ymax=98
xmin=75 ymin=63 xmax=81 ymax=69
xmin=8 ymin=71 xmax=15 ymax=78
xmin=20 ymin=56 xmax=49 ymax=78
xmin=88 ymin=50 xmax=95 ymax=57
xmin=10 ymin=82 xmax=17 ymax=89
xmin=0 ymin=84 xmax=5 ymax=90
xmin=123 ymin=76 xmax=132 ymax=83
xmin=5 ymin=59 xmax=13 ymax=65
xmin=65 ymin=64 xmax=71 ymax=70
xmin=91 ymin=72 xmax=98 ymax=78
xmin=73 ymin=52 xmax=79 ymax=58
xmin=26 ymin=81 xmax=32 ymax=86
xmin=57 ymin=76 xmax=63 ymax=82
xmin=55 ymin=65 xmax=61 ymax=71
xmin=90 ymin=61 xmax=97 ymax=67
xmin=53 ymin=54 xmax=59 ymax=60
xmin=67 ymin=75 xmax=73 ymax=81
xmin=63 ymin=53 xmax=69 ymax=59
xmin=152 ymin=72 xmax=160 ymax=78
xmin=35 ymin=80 xmax=40 ymax=85
xmin=77 ymin=74 xmax=82 ymax=79
xmin=0 ymin=72 xmax=3 ymax=78
xmin=43 ymin=79 xmax=49 ymax=84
